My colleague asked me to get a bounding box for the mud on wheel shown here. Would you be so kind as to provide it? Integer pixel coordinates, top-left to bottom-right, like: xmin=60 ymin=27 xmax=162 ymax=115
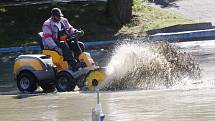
xmin=56 ymin=72 xmax=76 ymax=92
xmin=17 ymin=71 xmax=38 ymax=92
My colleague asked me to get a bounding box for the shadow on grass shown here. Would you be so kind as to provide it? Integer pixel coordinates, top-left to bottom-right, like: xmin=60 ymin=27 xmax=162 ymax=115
xmin=150 ymin=0 xmax=179 ymax=8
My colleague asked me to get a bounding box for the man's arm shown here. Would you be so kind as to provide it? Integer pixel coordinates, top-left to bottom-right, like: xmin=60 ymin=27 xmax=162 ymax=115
xmin=63 ymin=18 xmax=78 ymax=35
xmin=42 ymin=24 xmax=58 ymax=49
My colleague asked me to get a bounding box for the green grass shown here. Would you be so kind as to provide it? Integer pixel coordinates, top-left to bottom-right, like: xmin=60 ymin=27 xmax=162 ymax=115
xmin=0 ymin=1 xmax=193 ymax=47
xmin=117 ymin=0 xmax=193 ymax=37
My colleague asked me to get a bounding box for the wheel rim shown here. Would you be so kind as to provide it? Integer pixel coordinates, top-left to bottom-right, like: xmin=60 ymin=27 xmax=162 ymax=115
xmin=20 ymin=77 xmax=30 ymax=90
xmin=58 ymin=77 xmax=68 ymax=90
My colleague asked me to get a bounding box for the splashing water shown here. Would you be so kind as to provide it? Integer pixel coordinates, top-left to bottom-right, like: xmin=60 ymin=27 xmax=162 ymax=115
xmin=101 ymin=41 xmax=201 ymax=91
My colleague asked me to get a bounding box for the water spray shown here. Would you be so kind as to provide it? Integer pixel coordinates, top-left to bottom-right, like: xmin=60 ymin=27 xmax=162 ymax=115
xmin=101 ymin=41 xmax=200 ymax=90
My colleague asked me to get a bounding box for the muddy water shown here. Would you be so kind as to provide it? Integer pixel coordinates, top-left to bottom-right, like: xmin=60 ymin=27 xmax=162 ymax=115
xmin=1 ymin=89 xmax=215 ymax=121
xmin=1 ymin=40 xmax=215 ymax=121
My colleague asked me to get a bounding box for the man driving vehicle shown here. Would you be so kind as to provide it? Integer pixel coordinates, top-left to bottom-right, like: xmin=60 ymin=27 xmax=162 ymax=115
xmin=42 ymin=8 xmax=85 ymax=70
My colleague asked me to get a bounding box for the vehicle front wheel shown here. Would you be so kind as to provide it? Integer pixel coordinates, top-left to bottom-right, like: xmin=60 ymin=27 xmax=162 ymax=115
xmin=17 ymin=72 xmax=38 ymax=92
xmin=56 ymin=72 xmax=76 ymax=92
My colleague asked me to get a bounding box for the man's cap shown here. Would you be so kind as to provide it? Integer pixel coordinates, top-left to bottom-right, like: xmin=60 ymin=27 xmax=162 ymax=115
xmin=51 ymin=8 xmax=64 ymax=17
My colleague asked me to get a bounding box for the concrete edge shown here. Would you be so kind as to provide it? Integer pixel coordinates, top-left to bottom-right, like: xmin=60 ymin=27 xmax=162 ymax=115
xmin=146 ymin=29 xmax=215 ymax=42
xmin=146 ymin=22 xmax=214 ymax=35
xmin=0 ymin=40 xmax=115 ymax=53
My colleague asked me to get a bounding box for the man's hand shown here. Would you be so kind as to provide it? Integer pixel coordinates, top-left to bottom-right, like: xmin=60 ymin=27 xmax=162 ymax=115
xmin=69 ymin=30 xmax=84 ymax=41
xmin=76 ymin=30 xmax=84 ymax=37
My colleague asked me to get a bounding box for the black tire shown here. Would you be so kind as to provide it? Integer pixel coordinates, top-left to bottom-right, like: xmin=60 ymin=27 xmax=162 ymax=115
xmin=17 ymin=71 xmax=38 ymax=92
xmin=40 ymin=83 xmax=55 ymax=93
xmin=56 ymin=72 xmax=76 ymax=92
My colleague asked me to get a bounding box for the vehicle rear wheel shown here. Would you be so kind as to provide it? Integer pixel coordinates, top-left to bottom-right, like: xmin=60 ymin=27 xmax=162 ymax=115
xmin=56 ymin=72 xmax=76 ymax=92
xmin=17 ymin=72 xmax=38 ymax=92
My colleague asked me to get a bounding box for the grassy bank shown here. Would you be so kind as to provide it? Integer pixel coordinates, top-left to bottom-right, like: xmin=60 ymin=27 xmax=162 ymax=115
xmin=117 ymin=0 xmax=193 ymax=37
xmin=0 ymin=0 xmax=193 ymax=47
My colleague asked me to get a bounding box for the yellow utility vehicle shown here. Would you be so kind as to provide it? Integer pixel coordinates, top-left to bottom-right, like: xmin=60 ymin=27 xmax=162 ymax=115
xmin=13 ymin=32 xmax=106 ymax=92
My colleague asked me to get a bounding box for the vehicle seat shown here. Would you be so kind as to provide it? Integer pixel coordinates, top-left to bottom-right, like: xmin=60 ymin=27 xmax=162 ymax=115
xmin=42 ymin=50 xmax=69 ymax=71
xmin=38 ymin=32 xmax=69 ymax=70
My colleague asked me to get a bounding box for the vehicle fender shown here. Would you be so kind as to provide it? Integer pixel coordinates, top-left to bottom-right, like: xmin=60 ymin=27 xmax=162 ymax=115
xmin=14 ymin=66 xmax=36 ymax=80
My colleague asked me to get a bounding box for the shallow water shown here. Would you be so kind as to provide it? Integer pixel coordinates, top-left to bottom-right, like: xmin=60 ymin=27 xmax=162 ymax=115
xmin=1 ymin=40 xmax=215 ymax=121
xmin=1 ymin=89 xmax=215 ymax=121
